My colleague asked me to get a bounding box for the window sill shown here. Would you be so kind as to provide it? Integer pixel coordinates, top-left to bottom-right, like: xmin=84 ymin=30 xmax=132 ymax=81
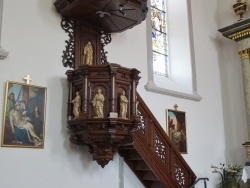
xmin=144 ymin=81 xmax=202 ymax=101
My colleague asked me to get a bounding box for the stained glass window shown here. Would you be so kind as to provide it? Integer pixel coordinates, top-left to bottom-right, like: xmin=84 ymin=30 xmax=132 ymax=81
xmin=151 ymin=0 xmax=168 ymax=78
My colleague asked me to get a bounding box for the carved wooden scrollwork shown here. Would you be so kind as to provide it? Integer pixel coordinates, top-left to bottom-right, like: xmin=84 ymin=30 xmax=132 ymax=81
xmin=100 ymin=31 xmax=111 ymax=64
xmin=155 ymin=133 xmax=166 ymax=164
xmin=175 ymin=163 xmax=186 ymax=186
xmin=61 ymin=17 xmax=75 ymax=68
xmin=68 ymin=119 xmax=135 ymax=168
xmin=137 ymin=110 xmax=145 ymax=135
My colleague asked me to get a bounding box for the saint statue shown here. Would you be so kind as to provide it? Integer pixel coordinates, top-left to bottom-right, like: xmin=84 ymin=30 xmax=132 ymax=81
xmin=119 ymin=90 xmax=129 ymax=119
xmin=71 ymin=91 xmax=81 ymax=119
xmin=92 ymin=88 xmax=105 ymax=118
xmin=83 ymin=41 xmax=93 ymax=65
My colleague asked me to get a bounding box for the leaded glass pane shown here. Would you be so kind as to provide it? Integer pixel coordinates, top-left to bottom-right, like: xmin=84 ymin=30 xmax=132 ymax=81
xmin=151 ymin=0 xmax=169 ymax=78
xmin=153 ymin=52 xmax=168 ymax=77
xmin=151 ymin=0 xmax=166 ymax=12
xmin=152 ymin=30 xmax=167 ymax=54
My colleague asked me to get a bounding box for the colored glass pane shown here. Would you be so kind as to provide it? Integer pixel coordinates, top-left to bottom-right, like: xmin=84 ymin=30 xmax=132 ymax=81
xmin=151 ymin=0 xmax=168 ymax=78
xmin=153 ymin=52 xmax=168 ymax=77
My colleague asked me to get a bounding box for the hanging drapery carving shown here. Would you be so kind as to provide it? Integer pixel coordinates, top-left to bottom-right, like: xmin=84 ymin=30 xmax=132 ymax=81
xmin=61 ymin=17 xmax=75 ymax=68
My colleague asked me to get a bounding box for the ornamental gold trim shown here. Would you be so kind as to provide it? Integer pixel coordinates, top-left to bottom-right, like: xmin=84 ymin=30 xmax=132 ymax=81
xmin=229 ymin=28 xmax=250 ymax=40
xmin=238 ymin=48 xmax=250 ymax=59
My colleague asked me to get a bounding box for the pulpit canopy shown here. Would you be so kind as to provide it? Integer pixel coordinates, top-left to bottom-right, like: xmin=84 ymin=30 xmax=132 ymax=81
xmin=54 ymin=0 xmax=148 ymax=33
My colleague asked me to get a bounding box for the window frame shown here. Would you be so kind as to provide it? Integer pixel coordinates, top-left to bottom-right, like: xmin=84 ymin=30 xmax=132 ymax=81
xmin=145 ymin=0 xmax=201 ymax=101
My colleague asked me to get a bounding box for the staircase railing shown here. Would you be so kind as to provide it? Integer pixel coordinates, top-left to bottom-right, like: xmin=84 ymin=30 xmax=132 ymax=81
xmin=131 ymin=93 xmax=197 ymax=187
xmin=190 ymin=178 xmax=209 ymax=188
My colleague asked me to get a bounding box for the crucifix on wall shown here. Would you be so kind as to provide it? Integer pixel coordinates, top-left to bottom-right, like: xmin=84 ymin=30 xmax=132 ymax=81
xmin=24 ymin=75 xmax=32 ymax=84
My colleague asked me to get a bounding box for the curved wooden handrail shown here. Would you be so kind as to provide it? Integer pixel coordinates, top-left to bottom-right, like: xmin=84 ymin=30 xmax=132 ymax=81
xmin=132 ymin=93 xmax=196 ymax=187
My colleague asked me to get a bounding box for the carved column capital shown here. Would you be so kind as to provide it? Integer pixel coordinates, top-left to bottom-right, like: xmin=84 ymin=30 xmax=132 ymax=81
xmin=238 ymin=48 xmax=250 ymax=59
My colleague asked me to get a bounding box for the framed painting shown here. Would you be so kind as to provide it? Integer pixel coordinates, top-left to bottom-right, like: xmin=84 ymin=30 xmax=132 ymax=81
xmin=1 ymin=81 xmax=47 ymax=148
xmin=166 ymin=109 xmax=187 ymax=154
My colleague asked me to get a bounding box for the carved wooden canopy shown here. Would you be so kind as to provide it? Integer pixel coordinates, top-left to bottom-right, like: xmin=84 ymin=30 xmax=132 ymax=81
xmin=54 ymin=0 xmax=148 ymax=33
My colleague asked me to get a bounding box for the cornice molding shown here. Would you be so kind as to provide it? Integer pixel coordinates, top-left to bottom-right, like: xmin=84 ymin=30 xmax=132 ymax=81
xmin=219 ymin=19 xmax=250 ymax=41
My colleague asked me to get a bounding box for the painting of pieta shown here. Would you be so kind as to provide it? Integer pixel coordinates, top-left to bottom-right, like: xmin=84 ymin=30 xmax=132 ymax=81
xmin=167 ymin=109 xmax=187 ymax=154
xmin=1 ymin=81 xmax=47 ymax=148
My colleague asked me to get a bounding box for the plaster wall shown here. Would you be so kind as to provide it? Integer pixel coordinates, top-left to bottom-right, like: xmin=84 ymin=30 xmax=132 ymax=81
xmin=0 ymin=0 xmax=248 ymax=188
xmin=0 ymin=0 xmax=143 ymax=188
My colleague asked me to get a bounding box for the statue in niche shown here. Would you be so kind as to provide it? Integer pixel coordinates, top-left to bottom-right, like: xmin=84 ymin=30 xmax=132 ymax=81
xmin=83 ymin=41 xmax=93 ymax=65
xmin=71 ymin=91 xmax=81 ymax=119
xmin=119 ymin=90 xmax=129 ymax=119
xmin=92 ymin=88 xmax=105 ymax=118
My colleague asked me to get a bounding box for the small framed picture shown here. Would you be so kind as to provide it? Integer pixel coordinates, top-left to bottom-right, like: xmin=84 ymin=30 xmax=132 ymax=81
xmin=166 ymin=109 xmax=187 ymax=154
xmin=1 ymin=81 xmax=47 ymax=148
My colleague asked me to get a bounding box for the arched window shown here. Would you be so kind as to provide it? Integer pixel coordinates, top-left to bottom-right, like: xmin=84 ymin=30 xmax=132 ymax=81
xmin=145 ymin=0 xmax=201 ymax=101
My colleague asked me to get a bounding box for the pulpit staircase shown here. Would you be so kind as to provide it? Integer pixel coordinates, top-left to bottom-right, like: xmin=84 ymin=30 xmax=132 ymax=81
xmin=118 ymin=93 xmax=197 ymax=188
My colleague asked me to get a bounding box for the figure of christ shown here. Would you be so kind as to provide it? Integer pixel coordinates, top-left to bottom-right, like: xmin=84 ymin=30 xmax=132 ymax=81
xmin=9 ymin=102 xmax=42 ymax=145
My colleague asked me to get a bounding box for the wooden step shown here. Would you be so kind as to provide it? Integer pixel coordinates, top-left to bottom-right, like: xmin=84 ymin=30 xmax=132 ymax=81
xmin=118 ymin=145 xmax=136 ymax=157
xmin=134 ymin=161 xmax=151 ymax=171
xmin=148 ymin=181 xmax=165 ymax=188
xmin=125 ymin=150 xmax=143 ymax=161
xmin=142 ymin=171 xmax=158 ymax=181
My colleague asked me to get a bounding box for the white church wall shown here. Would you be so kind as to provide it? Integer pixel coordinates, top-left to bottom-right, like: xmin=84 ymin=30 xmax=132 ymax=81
xmin=0 ymin=0 xmax=248 ymax=188
xmin=217 ymin=0 xmax=248 ymax=184
xmin=0 ymin=0 xmax=132 ymax=188
xmin=108 ymin=0 xmax=248 ymax=188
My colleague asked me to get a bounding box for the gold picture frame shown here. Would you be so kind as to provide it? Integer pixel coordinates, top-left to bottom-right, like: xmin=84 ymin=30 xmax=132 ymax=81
xmin=166 ymin=109 xmax=187 ymax=154
xmin=1 ymin=81 xmax=47 ymax=148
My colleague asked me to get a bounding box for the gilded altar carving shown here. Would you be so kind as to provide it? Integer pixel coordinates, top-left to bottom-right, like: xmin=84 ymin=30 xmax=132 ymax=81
xmin=238 ymin=48 xmax=250 ymax=59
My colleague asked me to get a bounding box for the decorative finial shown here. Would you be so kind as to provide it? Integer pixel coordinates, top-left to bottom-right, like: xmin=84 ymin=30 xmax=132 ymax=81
xmin=24 ymin=75 xmax=32 ymax=84
xmin=231 ymin=0 xmax=249 ymax=22
xmin=174 ymin=104 xmax=178 ymax=111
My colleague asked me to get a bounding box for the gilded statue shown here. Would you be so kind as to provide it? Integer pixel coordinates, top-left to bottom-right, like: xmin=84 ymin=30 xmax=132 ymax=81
xmin=92 ymin=88 xmax=105 ymax=118
xmin=119 ymin=90 xmax=129 ymax=119
xmin=83 ymin=41 xmax=93 ymax=65
xmin=71 ymin=91 xmax=81 ymax=119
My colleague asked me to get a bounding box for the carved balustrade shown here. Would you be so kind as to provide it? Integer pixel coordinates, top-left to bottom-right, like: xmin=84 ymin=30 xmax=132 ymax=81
xmin=134 ymin=94 xmax=196 ymax=187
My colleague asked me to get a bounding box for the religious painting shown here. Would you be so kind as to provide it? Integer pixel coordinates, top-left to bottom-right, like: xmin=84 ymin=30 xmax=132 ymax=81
xmin=166 ymin=109 xmax=187 ymax=154
xmin=1 ymin=81 xmax=47 ymax=148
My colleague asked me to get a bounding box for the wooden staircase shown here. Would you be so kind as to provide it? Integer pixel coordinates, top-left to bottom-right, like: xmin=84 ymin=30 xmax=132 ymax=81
xmin=118 ymin=93 xmax=196 ymax=188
